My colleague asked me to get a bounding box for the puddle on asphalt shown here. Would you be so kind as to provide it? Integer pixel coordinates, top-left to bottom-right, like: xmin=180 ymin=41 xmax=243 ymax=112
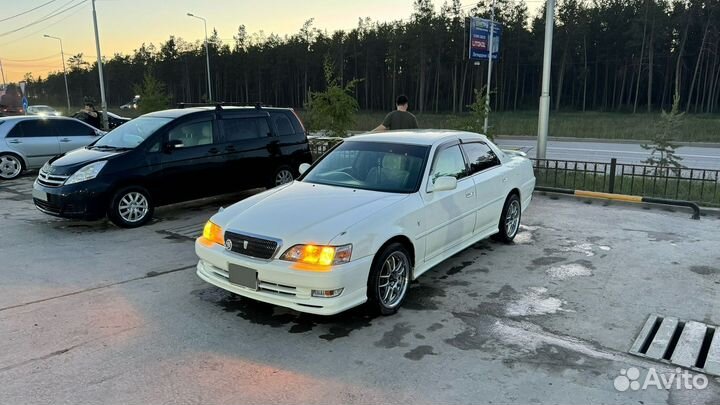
xmin=192 ymin=286 xmax=376 ymax=340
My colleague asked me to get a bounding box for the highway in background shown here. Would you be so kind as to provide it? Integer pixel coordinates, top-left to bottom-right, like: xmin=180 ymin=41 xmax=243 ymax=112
xmin=495 ymin=137 xmax=720 ymax=170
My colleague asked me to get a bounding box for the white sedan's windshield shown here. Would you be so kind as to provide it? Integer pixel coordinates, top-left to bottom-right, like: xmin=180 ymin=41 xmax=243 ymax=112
xmin=302 ymin=141 xmax=429 ymax=193
xmin=93 ymin=117 xmax=171 ymax=149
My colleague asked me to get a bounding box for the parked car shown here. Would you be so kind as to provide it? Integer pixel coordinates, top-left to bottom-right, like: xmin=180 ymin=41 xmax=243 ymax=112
xmin=26 ymin=105 xmax=61 ymax=117
xmin=33 ymin=105 xmax=312 ymax=227
xmin=0 ymin=116 xmax=104 ymax=180
xmin=120 ymin=95 xmax=140 ymax=110
xmin=0 ymin=104 xmax=24 ymax=117
xmin=195 ymin=130 xmax=536 ymax=316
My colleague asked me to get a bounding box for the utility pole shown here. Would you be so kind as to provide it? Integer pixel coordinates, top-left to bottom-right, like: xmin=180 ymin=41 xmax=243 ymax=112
xmin=91 ymin=0 xmax=108 ymax=129
xmin=43 ymin=35 xmax=71 ymax=113
xmin=187 ymin=13 xmax=212 ymax=102
xmin=0 ymin=58 xmax=6 ymax=89
xmin=536 ymin=0 xmax=556 ymax=160
xmin=483 ymin=0 xmax=496 ymax=135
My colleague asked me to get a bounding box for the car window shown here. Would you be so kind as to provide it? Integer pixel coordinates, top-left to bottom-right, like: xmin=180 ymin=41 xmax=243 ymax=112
xmin=221 ymin=117 xmax=270 ymax=141
xmin=271 ymin=113 xmax=294 ymax=136
xmin=18 ymin=120 xmax=58 ymax=137
xmin=168 ymin=120 xmax=214 ymax=147
xmin=7 ymin=122 xmax=23 ymax=138
xmin=56 ymin=120 xmax=96 ymax=137
xmin=94 ymin=117 xmax=171 ymax=149
xmin=429 ymin=145 xmax=466 ymax=183
xmin=462 ymin=142 xmax=500 ymax=174
xmin=302 ymin=141 xmax=429 ymax=193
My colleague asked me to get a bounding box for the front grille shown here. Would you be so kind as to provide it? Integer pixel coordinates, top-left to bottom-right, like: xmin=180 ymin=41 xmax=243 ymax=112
xmin=224 ymin=231 xmax=280 ymax=260
xmin=37 ymin=168 xmax=69 ymax=187
xmin=258 ymin=281 xmax=297 ymax=296
xmin=34 ymin=199 xmax=60 ymax=214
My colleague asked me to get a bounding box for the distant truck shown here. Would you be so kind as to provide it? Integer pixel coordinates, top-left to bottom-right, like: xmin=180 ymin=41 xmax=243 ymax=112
xmin=0 ymin=84 xmax=24 ymax=117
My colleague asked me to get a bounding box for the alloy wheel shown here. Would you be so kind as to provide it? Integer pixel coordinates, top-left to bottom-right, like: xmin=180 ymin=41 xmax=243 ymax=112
xmin=118 ymin=192 xmax=149 ymax=223
xmin=0 ymin=155 xmax=22 ymax=179
xmin=377 ymin=251 xmax=410 ymax=308
xmin=505 ymin=199 xmax=521 ymax=238
xmin=275 ymin=169 xmax=294 ymax=186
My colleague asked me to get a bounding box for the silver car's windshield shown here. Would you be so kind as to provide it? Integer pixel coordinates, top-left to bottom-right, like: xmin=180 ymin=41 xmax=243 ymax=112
xmin=93 ymin=117 xmax=171 ymax=149
xmin=302 ymin=141 xmax=430 ymax=193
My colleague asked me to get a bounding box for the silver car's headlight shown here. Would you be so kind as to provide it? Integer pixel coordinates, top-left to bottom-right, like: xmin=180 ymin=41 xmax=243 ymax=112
xmin=65 ymin=161 xmax=107 ymax=185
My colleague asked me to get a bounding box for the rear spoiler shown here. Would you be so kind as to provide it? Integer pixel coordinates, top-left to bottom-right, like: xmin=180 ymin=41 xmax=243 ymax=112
xmin=502 ymin=149 xmax=528 ymax=158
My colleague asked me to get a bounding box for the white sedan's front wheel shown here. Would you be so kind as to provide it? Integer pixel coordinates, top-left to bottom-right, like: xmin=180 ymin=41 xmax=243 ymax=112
xmin=367 ymin=243 xmax=411 ymax=315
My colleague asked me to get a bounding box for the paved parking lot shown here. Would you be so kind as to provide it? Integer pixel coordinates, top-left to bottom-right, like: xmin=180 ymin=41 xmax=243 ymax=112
xmin=1 ymin=173 xmax=719 ymax=405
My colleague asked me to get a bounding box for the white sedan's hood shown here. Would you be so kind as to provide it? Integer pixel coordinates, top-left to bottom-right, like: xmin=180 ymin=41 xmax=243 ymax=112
xmin=216 ymin=181 xmax=408 ymax=245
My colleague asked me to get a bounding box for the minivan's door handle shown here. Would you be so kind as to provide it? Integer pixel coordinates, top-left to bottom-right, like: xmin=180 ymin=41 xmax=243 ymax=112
xmin=208 ymin=148 xmax=219 ymax=155
xmin=465 ymin=191 xmax=474 ymax=198
xmin=8 ymin=139 xmax=21 ymax=144
xmin=225 ymin=145 xmax=236 ymax=152
xmin=59 ymin=138 xmax=71 ymax=142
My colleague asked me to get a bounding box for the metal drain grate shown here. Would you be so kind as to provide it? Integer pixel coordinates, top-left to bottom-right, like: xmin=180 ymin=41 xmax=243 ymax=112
xmin=630 ymin=314 xmax=719 ymax=376
xmin=161 ymin=222 xmax=205 ymax=240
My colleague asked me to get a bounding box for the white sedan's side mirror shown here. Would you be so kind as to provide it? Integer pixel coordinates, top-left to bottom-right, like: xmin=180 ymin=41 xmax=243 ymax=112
xmin=299 ymin=163 xmax=311 ymax=175
xmin=431 ymin=176 xmax=458 ymax=192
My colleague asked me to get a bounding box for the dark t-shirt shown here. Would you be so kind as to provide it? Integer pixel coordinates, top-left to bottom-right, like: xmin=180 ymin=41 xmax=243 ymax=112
xmin=382 ymin=110 xmax=419 ymax=130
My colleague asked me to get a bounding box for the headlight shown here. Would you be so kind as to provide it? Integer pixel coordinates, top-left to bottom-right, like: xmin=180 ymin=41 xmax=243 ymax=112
xmin=65 ymin=161 xmax=107 ymax=185
xmin=202 ymin=220 xmax=224 ymax=245
xmin=281 ymin=244 xmax=352 ymax=267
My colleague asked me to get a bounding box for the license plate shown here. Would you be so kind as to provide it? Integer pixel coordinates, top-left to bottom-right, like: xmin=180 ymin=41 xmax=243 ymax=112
xmin=228 ymin=264 xmax=258 ymax=290
xmin=32 ymin=188 xmax=48 ymax=201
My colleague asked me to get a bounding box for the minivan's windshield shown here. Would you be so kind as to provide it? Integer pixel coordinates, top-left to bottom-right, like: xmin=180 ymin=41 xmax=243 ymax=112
xmin=302 ymin=141 xmax=429 ymax=193
xmin=92 ymin=117 xmax=171 ymax=149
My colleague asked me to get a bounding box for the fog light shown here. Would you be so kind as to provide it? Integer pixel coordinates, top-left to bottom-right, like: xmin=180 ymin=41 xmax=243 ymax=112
xmin=311 ymin=288 xmax=344 ymax=298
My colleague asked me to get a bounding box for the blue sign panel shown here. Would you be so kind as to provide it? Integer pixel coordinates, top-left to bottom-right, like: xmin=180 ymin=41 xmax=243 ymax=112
xmin=469 ymin=17 xmax=502 ymax=61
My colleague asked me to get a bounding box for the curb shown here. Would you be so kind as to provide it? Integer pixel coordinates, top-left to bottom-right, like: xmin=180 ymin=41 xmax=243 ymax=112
xmin=535 ymin=186 xmax=701 ymax=220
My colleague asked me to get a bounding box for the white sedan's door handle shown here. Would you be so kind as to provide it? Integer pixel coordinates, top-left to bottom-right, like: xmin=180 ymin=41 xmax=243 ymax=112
xmin=503 ymin=177 xmax=508 ymax=183
xmin=465 ymin=191 xmax=474 ymax=198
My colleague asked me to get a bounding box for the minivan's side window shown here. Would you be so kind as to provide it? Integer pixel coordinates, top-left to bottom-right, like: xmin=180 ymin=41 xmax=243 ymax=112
xmin=462 ymin=142 xmax=500 ymax=175
xmin=17 ymin=120 xmax=58 ymax=137
xmin=271 ymin=113 xmax=294 ymax=136
xmin=429 ymin=145 xmax=466 ymax=183
xmin=168 ymin=120 xmax=213 ymax=147
xmin=57 ymin=120 xmax=96 ymax=137
xmin=221 ymin=117 xmax=271 ymax=141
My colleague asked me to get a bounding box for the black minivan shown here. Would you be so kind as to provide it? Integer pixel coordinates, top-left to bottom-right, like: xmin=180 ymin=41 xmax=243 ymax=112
xmin=32 ymin=105 xmax=313 ymax=227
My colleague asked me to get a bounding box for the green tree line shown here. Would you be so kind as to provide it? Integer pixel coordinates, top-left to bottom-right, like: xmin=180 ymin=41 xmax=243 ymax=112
xmin=21 ymin=0 xmax=720 ymax=114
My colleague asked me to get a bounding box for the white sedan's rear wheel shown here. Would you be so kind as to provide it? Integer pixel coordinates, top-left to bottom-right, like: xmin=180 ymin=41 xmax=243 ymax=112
xmin=495 ymin=193 xmax=521 ymax=243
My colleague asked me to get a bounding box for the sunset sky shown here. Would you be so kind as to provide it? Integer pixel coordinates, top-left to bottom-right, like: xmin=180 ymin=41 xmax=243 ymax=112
xmin=0 ymin=0 xmax=541 ymax=84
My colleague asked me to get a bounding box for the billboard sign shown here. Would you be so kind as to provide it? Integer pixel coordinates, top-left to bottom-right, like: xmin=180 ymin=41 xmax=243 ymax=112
xmin=469 ymin=17 xmax=502 ymax=61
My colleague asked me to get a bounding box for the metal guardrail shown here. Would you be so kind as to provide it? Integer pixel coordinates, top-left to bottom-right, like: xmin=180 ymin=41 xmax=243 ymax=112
xmin=306 ymin=137 xmax=720 ymax=207
xmin=533 ymin=158 xmax=720 ymax=208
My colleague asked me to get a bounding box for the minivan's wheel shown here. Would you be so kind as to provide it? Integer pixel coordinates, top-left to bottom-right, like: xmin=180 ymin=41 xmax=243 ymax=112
xmin=494 ymin=193 xmax=521 ymax=243
xmin=108 ymin=186 xmax=154 ymax=228
xmin=367 ymin=243 xmax=411 ymax=315
xmin=0 ymin=154 xmax=23 ymax=180
xmin=270 ymin=165 xmax=294 ymax=188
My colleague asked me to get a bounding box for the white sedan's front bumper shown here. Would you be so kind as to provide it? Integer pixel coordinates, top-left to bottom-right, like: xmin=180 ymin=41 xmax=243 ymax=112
xmin=195 ymin=239 xmax=373 ymax=315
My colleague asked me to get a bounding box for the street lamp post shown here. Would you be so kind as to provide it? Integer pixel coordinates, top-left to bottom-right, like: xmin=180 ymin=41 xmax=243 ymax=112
xmin=91 ymin=0 xmax=108 ymax=129
xmin=536 ymin=0 xmax=556 ymax=160
xmin=43 ymin=35 xmax=71 ymax=113
xmin=187 ymin=12 xmax=213 ymax=102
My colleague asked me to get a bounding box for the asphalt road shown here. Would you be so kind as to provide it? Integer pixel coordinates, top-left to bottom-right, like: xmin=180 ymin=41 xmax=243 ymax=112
xmin=495 ymin=138 xmax=720 ymax=170
xmin=1 ymin=175 xmax=719 ymax=404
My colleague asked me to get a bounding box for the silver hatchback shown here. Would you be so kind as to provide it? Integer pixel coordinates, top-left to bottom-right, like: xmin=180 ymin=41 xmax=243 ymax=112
xmin=0 ymin=116 xmax=104 ymax=180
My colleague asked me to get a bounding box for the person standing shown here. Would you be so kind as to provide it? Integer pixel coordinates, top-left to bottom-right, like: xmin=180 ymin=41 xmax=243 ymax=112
xmin=372 ymin=95 xmax=419 ymax=132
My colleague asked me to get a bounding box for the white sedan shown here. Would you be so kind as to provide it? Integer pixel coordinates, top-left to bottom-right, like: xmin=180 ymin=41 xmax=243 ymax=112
xmin=195 ymin=130 xmax=536 ymax=315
